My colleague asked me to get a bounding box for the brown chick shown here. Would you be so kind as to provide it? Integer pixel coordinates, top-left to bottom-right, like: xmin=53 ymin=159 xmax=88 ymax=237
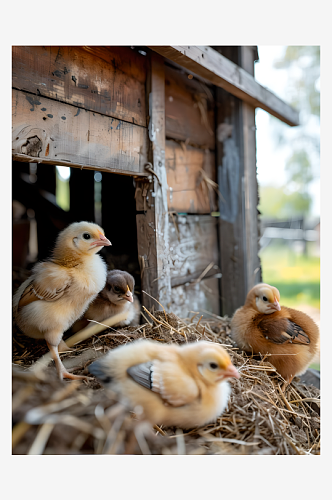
xmin=231 ymin=283 xmax=320 ymax=389
xmin=72 ymin=270 xmax=141 ymax=332
xmin=13 ymin=221 xmax=111 ymax=380
xmin=89 ymin=339 xmax=240 ymax=429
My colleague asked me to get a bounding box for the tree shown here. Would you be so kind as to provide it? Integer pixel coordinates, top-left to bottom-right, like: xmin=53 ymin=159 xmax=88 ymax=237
xmin=275 ymin=47 xmax=320 ymax=189
xmin=259 ymin=185 xmax=311 ymax=219
xmin=274 ymin=46 xmax=320 ymax=118
xmin=259 ymin=46 xmax=320 ymax=220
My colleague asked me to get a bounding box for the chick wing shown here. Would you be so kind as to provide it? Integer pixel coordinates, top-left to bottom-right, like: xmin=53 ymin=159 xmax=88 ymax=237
xmin=127 ymin=359 xmax=199 ymax=407
xmin=17 ymin=262 xmax=72 ymax=308
xmin=258 ymin=316 xmax=310 ymax=345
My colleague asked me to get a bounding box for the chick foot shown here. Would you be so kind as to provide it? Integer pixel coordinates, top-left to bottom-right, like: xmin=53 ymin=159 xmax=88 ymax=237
xmin=47 ymin=342 xmax=92 ymax=381
xmin=59 ymin=369 xmax=91 ymax=381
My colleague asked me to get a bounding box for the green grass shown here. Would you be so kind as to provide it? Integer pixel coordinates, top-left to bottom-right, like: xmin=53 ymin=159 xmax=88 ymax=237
xmin=260 ymin=242 xmax=320 ymax=309
xmin=260 ymin=242 xmax=320 ymax=370
xmin=310 ymin=362 xmax=320 ymax=371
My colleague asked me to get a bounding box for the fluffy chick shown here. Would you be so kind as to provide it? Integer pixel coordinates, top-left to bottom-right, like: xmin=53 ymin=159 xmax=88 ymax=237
xmin=72 ymin=270 xmax=141 ymax=332
xmin=89 ymin=339 xmax=239 ymax=429
xmin=231 ymin=283 xmax=320 ymax=388
xmin=13 ymin=221 xmax=111 ymax=380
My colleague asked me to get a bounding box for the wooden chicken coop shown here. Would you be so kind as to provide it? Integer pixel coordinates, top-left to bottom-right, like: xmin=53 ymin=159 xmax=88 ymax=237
xmin=12 ymin=45 xmax=299 ymax=318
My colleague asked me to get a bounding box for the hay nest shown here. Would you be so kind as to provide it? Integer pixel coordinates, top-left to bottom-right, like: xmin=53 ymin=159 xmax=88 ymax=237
xmin=12 ymin=309 xmax=320 ymax=455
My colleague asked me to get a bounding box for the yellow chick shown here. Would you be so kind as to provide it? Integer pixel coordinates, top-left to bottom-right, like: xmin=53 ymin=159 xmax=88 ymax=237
xmin=89 ymin=339 xmax=240 ymax=429
xmin=13 ymin=221 xmax=111 ymax=380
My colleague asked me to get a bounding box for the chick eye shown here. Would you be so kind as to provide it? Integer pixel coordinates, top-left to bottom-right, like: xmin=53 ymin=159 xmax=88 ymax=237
xmin=263 ymin=296 xmax=268 ymax=302
xmin=114 ymin=286 xmax=120 ymax=293
xmin=83 ymin=233 xmax=91 ymax=240
xmin=209 ymin=362 xmax=218 ymax=370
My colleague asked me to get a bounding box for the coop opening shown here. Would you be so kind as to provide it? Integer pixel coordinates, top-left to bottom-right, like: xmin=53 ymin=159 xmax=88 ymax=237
xmin=12 ymin=161 xmax=141 ymax=298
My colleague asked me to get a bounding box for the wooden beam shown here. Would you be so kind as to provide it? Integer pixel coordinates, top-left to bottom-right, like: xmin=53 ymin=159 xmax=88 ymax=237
xmin=13 ymin=154 xmax=149 ymax=177
xmin=12 ymin=89 xmax=149 ymax=175
xmin=148 ymin=46 xmax=299 ymax=127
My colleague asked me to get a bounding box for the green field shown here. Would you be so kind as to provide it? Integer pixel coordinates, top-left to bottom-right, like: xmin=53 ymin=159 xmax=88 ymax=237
xmin=260 ymin=242 xmax=320 ymax=370
xmin=260 ymin=242 xmax=320 ymax=309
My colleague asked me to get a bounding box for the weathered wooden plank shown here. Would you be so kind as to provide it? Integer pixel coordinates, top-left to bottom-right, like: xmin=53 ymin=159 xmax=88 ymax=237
xmin=165 ymin=65 xmax=215 ymax=148
xmin=150 ymin=53 xmax=172 ymax=309
xmin=13 ymin=154 xmax=149 ymax=177
xmin=171 ymin=266 xmax=221 ymax=288
xmin=136 ymin=204 xmax=158 ymax=307
xmin=240 ymin=47 xmax=262 ymax=289
xmin=166 ymin=140 xmax=216 ymax=213
xmin=169 ymin=214 xmax=219 ymax=284
xmin=12 ymin=89 xmax=149 ymax=174
xmin=169 ymin=277 xmax=220 ymax=318
xmin=217 ymin=87 xmax=247 ymax=316
xmin=136 ymin=53 xmax=171 ymax=311
xmin=149 ymin=46 xmax=299 ymax=127
xmin=12 ymin=46 xmax=147 ymax=126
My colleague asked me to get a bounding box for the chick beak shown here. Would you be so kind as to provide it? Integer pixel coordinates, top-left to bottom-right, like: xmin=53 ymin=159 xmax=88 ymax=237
xmin=124 ymin=290 xmax=134 ymax=303
xmin=91 ymin=233 xmax=112 ymax=247
xmin=217 ymin=364 xmax=240 ymax=381
xmin=273 ymin=299 xmax=281 ymax=311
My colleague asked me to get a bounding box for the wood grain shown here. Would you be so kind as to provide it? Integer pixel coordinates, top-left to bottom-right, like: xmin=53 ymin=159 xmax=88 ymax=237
xmin=168 ymin=211 xmax=220 ymax=316
xmin=150 ymin=53 xmax=172 ymax=309
xmin=165 ymin=65 xmax=215 ymax=149
xmin=12 ymin=46 xmax=147 ymax=126
xmin=166 ymin=140 xmax=216 ymax=213
xmin=149 ymin=46 xmax=299 ymax=127
xmin=217 ymin=86 xmax=247 ymax=316
xmin=168 ymin=214 xmax=219 ymax=284
xmin=12 ymin=89 xmax=148 ymax=174
xmin=170 ymin=277 xmax=220 ymax=317
xmin=135 ymin=53 xmax=172 ymax=311
xmin=171 ymin=266 xmax=221 ymax=288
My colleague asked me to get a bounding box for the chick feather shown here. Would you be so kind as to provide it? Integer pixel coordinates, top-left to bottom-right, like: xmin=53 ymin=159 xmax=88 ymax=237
xmin=72 ymin=269 xmax=141 ymax=333
xmin=231 ymin=283 xmax=320 ymax=387
xmin=89 ymin=339 xmax=240 ymax=429
xmin=13 ymin=221 xmax=111 ymax=380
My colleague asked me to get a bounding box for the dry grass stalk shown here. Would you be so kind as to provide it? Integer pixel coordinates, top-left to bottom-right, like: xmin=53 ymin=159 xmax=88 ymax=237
xmin=13 ymin=303 xmax=320 ymax=455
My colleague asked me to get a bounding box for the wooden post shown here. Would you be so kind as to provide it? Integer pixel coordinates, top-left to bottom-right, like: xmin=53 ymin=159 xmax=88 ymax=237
xmin=135 ymin=51 xmax=171 ymax=311
xmin=216 ymin=46 xmax=261 ymax=316
xmin=239 ymin=46 xmax=262 ymax=290
xmin=216 ymin=87 xmax=247 ymax=316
